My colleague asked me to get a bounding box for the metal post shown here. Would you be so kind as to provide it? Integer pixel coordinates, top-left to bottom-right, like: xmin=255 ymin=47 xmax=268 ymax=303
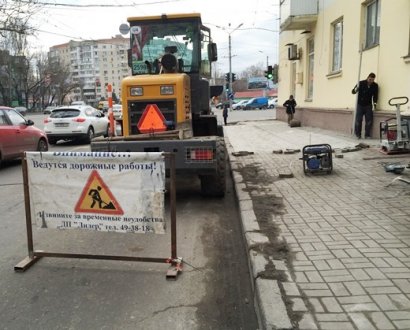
xmin=107 ymin=84 xmax=115 ymax=137
xmin=228 ymin=29 xmax=233 ymax=111
xmin=228 ymin=23 xmax=243 ymax=111
xmin=352 ymin=45 xmax=363 ymax=136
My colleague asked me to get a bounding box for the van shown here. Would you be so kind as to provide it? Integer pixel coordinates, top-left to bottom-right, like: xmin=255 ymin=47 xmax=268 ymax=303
xmin=243 ymin=97 xmax=269 ymax=110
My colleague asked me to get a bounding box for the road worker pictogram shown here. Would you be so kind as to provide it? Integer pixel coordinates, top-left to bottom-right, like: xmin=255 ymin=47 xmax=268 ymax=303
xmin=75 ymin=170 xmax=124 ymax=215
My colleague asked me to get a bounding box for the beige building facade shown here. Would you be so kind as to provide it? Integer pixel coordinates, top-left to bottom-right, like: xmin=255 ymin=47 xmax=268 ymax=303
xmin=278 ymin=0 xmax=410 ymax=136
xmin=49 ymin=36 xmax=130 ymax=105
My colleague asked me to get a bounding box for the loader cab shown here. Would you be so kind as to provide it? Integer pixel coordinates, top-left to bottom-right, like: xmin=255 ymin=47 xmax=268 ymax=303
xmin=127 ymin=13 xmax=216 ymax=79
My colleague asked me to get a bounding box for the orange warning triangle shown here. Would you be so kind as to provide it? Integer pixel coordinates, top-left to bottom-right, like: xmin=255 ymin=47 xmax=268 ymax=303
xmin=74 ymin=170 xmax=124 ymax=215
xmin=137 ymin=104 xmax=167 ymax=133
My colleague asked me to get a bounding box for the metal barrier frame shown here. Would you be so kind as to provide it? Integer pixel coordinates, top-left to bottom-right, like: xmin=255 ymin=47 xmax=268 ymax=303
xmin=14 ymin=152 xmax=181 ymax=279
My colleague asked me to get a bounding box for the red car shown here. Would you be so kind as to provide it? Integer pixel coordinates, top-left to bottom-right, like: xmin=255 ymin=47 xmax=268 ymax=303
xmin=0 ymin=106 xmax=48 ymax=166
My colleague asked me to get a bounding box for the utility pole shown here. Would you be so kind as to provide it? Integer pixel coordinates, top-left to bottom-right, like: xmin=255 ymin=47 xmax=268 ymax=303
xmin=228 ymin=22 xmax=243 ymax=111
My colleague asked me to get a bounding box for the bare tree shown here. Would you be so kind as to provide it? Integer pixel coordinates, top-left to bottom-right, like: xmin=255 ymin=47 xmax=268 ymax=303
xmin=26 ymin=52 xmax=77 ymax=109
xmin=239 ymin=62 xmax=265 ymax=80
xmin=0 ymin=1 xmax=43 ymax=54
xmin=0 ymin=1 xmax=44 ymax=106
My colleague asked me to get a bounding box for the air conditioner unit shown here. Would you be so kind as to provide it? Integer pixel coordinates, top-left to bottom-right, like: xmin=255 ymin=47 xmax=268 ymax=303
xmin=288 ymin=44 xmax=299 ymax=60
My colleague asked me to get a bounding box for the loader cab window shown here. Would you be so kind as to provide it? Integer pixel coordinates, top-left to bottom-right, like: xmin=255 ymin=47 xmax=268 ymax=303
xmin=129 ymin=20 xmax=200 ymax=75
xmin=200 ymin=28 xmax=211 ymax=77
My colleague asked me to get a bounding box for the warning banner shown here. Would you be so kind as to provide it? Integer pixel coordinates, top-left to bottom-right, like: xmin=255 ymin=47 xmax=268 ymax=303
xmin=26 ymin=152 xmax=166 ymax=234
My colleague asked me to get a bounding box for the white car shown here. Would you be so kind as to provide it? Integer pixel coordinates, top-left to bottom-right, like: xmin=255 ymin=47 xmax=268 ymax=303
xmin=112 ymin=104 xmax=122 ymax=119
xmin=232 ymin=100 xmax=248 ymax=110
xmin=44 ymin=105 xmax=109 ymax=144
xmin=268 ymin=97 xmax=278 ymax=109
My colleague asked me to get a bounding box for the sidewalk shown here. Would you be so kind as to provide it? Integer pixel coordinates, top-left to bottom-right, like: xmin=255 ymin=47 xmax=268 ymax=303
xmin=224 ymin=118 xmax=410 ymax=330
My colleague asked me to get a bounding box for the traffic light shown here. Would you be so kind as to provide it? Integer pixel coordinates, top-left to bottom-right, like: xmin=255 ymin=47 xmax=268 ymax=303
xmin=265 ymin=65 xmax=273 ymax=80
xmin=225 ymin=73 xmax=236 ymax=82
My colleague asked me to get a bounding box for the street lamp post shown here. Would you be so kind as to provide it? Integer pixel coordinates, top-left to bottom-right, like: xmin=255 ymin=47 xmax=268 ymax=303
xmin=228 ymin=22 xmax=243 ymax=110
xmin=258 ymin=50 xmax=269 ymax=67
xmin=259 ymin=50 xmax=271 ymax=97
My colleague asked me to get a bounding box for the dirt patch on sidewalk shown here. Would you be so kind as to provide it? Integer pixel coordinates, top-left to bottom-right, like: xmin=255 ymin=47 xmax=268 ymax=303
xmin=235 ymin=162 xmax=302 ymax=327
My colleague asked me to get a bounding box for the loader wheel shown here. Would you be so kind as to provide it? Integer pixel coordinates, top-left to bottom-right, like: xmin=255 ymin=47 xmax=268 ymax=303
xmin=200 ymin=138 xmax=226 ymax=197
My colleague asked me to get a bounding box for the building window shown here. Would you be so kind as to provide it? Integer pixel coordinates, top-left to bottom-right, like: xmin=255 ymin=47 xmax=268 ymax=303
xmin=332 ymin=19 xmax=343 ymax=72
xmin=365 ymin=0 xmax=380 ymax=48
xmin=307 ymin=38 xmax=314 ymax=99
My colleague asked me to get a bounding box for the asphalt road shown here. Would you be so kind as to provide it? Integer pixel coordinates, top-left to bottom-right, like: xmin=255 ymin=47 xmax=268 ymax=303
xmin=0 ymin=113 xmax=260 ymax=330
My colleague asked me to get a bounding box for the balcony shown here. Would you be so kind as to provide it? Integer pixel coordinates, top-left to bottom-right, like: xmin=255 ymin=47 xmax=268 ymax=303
xmin=280 ymin=0 xmax=318 ymax=31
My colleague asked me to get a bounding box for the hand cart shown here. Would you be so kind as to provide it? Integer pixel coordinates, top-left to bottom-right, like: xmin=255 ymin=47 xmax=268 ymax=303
xmin=301 ymin=144 xmax=333 ymax=174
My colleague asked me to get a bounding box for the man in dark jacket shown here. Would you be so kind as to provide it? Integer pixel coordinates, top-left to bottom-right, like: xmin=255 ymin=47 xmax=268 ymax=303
xmin=283 ymin=95 xmax=297 ymax=125
xmin=352 ymin=72 xmax=379 ymax=139
xmin=222 ymin=103 xmax=228 ymax=125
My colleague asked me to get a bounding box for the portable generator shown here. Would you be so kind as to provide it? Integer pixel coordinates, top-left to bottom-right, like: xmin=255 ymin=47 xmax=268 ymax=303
xmin=301 ymin=144 xmax=333 ymax=174
xmin=380 ymin=96 xmax=410 ymax=154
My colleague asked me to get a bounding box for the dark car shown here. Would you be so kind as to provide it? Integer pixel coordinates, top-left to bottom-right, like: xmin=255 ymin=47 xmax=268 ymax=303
xmin=0 ymin=106 xmax=48 ymax=166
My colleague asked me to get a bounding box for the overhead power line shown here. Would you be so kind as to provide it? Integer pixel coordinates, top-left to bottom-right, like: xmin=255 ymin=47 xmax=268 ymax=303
xmin=20 ymin=0 xmax=182 ymax=7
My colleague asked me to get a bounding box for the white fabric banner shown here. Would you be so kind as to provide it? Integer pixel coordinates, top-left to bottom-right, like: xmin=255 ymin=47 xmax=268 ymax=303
xmin=26 ymin=152 xmax=166 ymax=234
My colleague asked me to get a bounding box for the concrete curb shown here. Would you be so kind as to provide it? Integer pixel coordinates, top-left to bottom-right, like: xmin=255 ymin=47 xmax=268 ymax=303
xmin=226 ymin=137 xmax=293 ymax=330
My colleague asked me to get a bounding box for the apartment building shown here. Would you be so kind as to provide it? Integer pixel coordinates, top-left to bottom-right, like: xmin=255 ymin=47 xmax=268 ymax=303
xmin=278 ymin=0 xmax=410 ymax=136
xmin=49 ymin=35 xmax=130 ymax=105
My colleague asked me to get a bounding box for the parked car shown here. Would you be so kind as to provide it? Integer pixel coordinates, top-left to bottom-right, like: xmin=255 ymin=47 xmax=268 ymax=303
xmin=112 ymin=104 xmax=122 ymax=119
xmin=232 ymin=100 xmax=248 ymax=110
xmin=243 ymin=97 xmax=269 ymax=110
xmin=71 ymin=101 xmax=86 ymax=106
xmin=0 ymin=106 xmax=48 ymax=166
xmin=14 ymin=106 xmax=28 ymax=116
xmin=43 ymin=106 xmax=57 ymax=114
xmin=216 ymin=101 xmax=236 ymax=109
xmin=43 ymin=105 xmax=109 ymax=144
xmin=268 ymin=97 xmax=278 ymax=109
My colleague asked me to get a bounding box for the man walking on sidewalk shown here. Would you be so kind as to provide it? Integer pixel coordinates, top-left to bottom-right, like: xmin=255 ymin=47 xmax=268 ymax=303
xmin=283 ymin=95 xmax=297 ymax=126
xmin=222 ymin=103 xmax=229 ymax=125
xmin=352 ymin=72 xmax=379 ymax=139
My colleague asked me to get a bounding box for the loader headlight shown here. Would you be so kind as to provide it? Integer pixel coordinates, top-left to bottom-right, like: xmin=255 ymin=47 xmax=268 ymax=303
xmin=160 ymin=85 xmax=174 ymax=95
xmin=130 ymin=87 xmax=143 ymax=96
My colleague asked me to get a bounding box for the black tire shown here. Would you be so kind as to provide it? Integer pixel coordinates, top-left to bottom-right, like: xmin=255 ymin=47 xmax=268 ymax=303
xmin=85 ymin=127 xmax=94 ymax=143
xmin=37 ymin=138 xmax=48 ymax=152
xmin=200 ymin=138 xmax=226 ymax=197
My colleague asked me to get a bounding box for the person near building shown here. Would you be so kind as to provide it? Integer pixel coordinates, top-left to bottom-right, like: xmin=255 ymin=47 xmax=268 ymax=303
xmin=352 ymin=72 xmax=379 ymax=139
xmin=222 ymin=103 xmax=229 ymax=125
xmin=283 ymin=95 xmax=297 ymax=125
